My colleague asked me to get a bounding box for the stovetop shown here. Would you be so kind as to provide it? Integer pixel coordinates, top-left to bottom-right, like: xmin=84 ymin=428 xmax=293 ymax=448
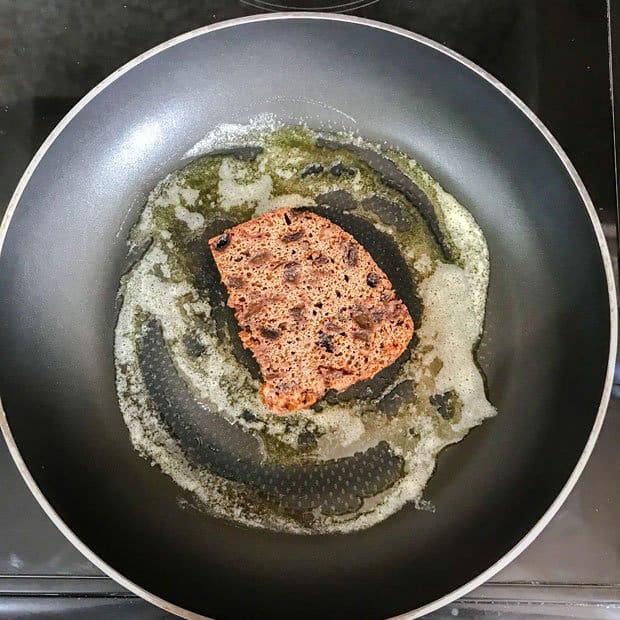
xmin=0 ymin=1 xmax=619 ymax=618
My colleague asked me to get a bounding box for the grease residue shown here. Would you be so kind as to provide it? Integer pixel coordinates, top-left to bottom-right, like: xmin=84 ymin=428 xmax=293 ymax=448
xmin=115 ymin=125 xmax=495 ymax=533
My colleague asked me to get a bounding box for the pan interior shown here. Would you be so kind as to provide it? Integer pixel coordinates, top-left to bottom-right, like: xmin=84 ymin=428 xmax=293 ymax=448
xmin=0 ymin=17 xmax=611 ymax=620
xmin=114 ymin=125 xmax=496 ymax=534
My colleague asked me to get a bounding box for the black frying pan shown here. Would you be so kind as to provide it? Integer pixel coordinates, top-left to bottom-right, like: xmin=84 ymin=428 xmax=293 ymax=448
xmin=0 ymin=14 xmax=616 ymax=620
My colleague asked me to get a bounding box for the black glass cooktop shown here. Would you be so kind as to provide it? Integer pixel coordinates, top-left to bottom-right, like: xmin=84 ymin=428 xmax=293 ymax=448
xmin=1 ymin=1 xmax=618 ymax=618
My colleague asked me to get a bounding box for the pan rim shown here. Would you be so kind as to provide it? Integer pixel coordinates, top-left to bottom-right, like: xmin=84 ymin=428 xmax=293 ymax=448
xmin=0 ymin=11 xmax=616 ymax=620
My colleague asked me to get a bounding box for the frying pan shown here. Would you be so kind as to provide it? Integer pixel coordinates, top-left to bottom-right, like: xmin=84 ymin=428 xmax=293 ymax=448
xmin=0 ymin=13 xmax=616 ymax=620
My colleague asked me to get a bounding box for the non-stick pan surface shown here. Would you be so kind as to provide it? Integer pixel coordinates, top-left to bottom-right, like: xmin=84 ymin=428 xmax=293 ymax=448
xmin=0 ymin=14 xmax=616 ymax=620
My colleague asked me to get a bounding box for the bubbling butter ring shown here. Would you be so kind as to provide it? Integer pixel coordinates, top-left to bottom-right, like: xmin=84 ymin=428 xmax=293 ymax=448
xmin=139 ymin=319 xmax=404 ymax=516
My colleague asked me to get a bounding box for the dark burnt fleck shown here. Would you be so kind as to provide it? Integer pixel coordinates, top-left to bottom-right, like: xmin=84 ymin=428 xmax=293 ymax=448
xmin=317 ymin=333 xmax=334 ymax=353
xmin=344 ymin=242 xmax=358 ymax=266
xmin=214 ymin=233 xmax=230 ymax=250
xmin=430 ymin=390 xmax=459 ymax=420
xmin=281 ymin=230 xmax=304 ymax=243
xmin=183 ymin=333 xmax=205 ymax=358
xmin=284 ymin=212 xmax=292 ymax=225
xmin=297 ymin=429 xmax=318 ymax=451
xmin=330 ymin=162 xmax=356 ymax=177
xmin=241 ymin=409 xmax=257 ymax=422
xmin=260 ymin=327 xmax=281 ymax=340
xmin=301 ymin=163 xmax=324 ymax=178
xmin=366 ymin=272 xmax=380 ymax=287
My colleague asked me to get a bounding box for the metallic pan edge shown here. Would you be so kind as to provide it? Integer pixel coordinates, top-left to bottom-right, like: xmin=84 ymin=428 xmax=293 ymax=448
xmin=0 ymin=12 xmax=617 ymax=620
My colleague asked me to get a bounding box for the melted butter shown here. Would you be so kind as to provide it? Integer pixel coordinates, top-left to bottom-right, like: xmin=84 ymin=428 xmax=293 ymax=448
xmin=115 ymin=125 xmax=496 ymax=533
